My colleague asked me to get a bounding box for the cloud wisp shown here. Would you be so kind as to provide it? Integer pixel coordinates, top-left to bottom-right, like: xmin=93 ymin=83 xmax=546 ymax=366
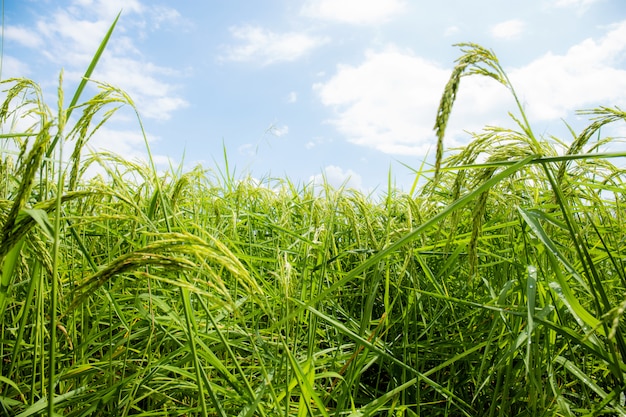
xmin=1 ymin=0 xmax=192 ymax=174
xmin=221 ymin=25 xmax=329 ymax=66
xmin=490 ymin=19 xmax=525 ymax=40
xmin=3 ymin=26 xmax=44 ymax=48
xmin=310 ymin=165 xmax=363 ymax=190
xmin=5 ymin=0 xmax=188 ymax=121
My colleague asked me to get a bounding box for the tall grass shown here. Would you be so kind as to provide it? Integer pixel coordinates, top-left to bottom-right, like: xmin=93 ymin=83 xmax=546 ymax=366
xmin=0 ymin=20 xmax=625 ymax=417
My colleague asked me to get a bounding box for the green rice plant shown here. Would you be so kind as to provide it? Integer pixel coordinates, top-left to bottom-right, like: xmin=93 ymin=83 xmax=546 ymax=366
xmin=1 ymin=13 xmax=625 ymax=417
xmin=427 ymin=50 xmax=625 ymax=414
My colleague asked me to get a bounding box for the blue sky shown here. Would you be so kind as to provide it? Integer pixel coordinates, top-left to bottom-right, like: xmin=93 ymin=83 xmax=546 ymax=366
xmin=2 ymin=0 xmax=626 ymax=191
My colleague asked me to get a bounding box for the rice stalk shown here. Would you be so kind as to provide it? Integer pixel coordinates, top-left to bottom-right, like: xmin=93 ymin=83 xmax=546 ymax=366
xmin=1 ymin=28 xmax=625 ymax=416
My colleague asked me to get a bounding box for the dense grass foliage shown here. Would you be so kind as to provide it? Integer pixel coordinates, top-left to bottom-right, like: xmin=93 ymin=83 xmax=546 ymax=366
xmin=0 ymin=25 xmax=625 ymax=416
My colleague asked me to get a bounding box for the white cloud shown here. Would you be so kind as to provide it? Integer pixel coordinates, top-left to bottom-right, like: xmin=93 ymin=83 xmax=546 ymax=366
xmin=0 ymin=99 xmax=43 ymax=138
xmin=444 ymin=25 xmax=460 ymax=37
xmin=301 ymin=0 xmax=407 ymax=25
xmin=262 ymin=124 xmax=289 ymax=137
xmin=310 ymin=165 xmax=363 ymax=189
xmin=87 ymin=126 xmax=151 ymax=158
xmin=490 ymin=19 xmax=525 ymax=40
xmin=238 ymin=143 xmax=256 ymax=156
xmin=222 ymin=25 xmax=329 ymax=65
xmin=77 ymin=128 xmax=172 ymax=181
xmin=313 ymin=45 xmax=490 ymax=156
xmin=0 ymin=0 xmax=189 ymax=179
xmin=4 ymin=26 xmax=44 ymax=48
xmin=89 ymin=57 xmax=188 ymax=120
xmin=287 ymin=91 xmax=298 ymax=103
xmin=77 ymin=125 xmax=170 ymax=176
xmin=313 ymin=21 xmax=626 ymax=157
xmin=273 ymin=125 xmax=289 ymax=137
xmin=304 ymin=136 xmax=330 ymax=150
xmin=17 ymin=0 xmax=188 ymax=121
xmin=37 ymin=10 xmax=111 ymax=62
xmin=0 ymin=56 xmax=32 ymax=78
xmin=148 ymin=5 xmax=186 ymax=30
xmin=510 ymin=20 xmax=626 ymax=120
xmin=262 ymin=123 xmax=290 ymax=138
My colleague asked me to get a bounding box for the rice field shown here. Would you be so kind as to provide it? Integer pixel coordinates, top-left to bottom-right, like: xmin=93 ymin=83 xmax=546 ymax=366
xmin=1 ymin=18 xmax=625 ymax=417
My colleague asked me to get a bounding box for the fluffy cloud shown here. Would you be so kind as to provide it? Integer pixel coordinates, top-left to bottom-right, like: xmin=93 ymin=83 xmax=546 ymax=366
xmin=0 ymin=55 xmax=33 ymax=78
xmin=1 ymin=0 xmax=185 ymax=176
xmin=301 ymin=0 xmax=407 ymax=25
xmin=36 ymin=10 xmax=116 ymax=65
xmin=490 ymin=19 xmax=525 ymax=40
xmin=221 ymin=25 xmax=329 ymax=65
xmin=10 ymin=0 xmax=188 ymax=121
xmin=4 ymin=26 xmax=44 ymax=48
xmin=310 ymin=165 xmax=363 ymax=189
xmin=78 ymin=125 xmax=173 ymax=179
xmin=87 ymin=125 xmax=153 ymax=158
xmin=272 ymin=125 xmax=289 ymax=137
xmin=313 ymin=45 xmax=508 ymax=156
xmin=86 ymin=57 xmax=188 ymax=120
xmin=510 ymin=21 xmax=626 ymax=120
xmin=314 ymin=21 xmax=626 ymax=156
xmin=444 ymin=25 xmax=460 ymax=37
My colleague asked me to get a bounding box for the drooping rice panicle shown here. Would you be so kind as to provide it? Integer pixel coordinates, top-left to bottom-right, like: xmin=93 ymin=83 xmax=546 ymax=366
xmin=0 ymin=15 xmax=625 ymax=417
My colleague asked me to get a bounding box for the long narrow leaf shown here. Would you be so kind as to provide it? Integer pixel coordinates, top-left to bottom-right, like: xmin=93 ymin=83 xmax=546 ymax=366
xmin=518 ymin=207 xmax=604 ymax=336
xmin=299 ymin=300 xmax=475 ymax=416
xmin=284 ymin=155 xmax=537 ymax=324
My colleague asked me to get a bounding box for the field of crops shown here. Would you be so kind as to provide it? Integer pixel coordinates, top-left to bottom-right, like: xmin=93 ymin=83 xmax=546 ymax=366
xmin=1 ymin=18 xmax=625 ymax=417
